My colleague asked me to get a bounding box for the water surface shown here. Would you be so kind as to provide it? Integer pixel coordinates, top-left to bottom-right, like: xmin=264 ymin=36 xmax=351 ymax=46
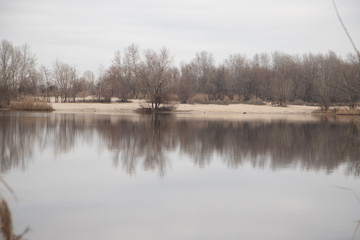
xmin=1 ymin=112 xmax=359 ymax=240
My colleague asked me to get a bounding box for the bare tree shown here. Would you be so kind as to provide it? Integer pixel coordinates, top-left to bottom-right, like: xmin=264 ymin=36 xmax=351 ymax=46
xmin=0 ymin=40 xmax=37 ymax=103
xmin=68 ymin=68 xmax=81 ymax=102
xmin=177 ymin=63 xmax=196 ymax=103
xmin=301 ymin=53 xmax=321 ymax=103
xmin=208 ymin=65 xmax=229 ymax=100
xmin=105 ymin=64 xmax=122 ymax=101
xmin=17 ymin=44 xmax=37 ymax=96
xmin=225 ymin=54 xmax=250 ymax=101
xmin=101 ymin=44 xmax=141 ymax=102
xmin=189 ymin=51 xmax=216 ymax=94
xmin=339 ymin=54 xmax=360 ymax=108
xmin=332 ymin=0 xmax=360 ymax=59
xmin=122 ymin=44 xmax=140 ymax=98
xmin=0 ymin=40 xmax=13 ymax=104
xmin=53 ymin=61 xmax=77 ymax=103
xmin=39 ymin=65 xmax=53 ymax=102
xmin=272 ymin=52 xmax=298 ymax=106
xmin=249 ymin=53 xmax=273 ymax=101
xmin=82 ymin=70 xmax=96 ymax=98
xmin=312 ymin=52 xmax=341 ymax=110
xmin=138 ymin=48 xmax=173 ymax=112
xmin=96 ymin=68 xmax=115 ymax=102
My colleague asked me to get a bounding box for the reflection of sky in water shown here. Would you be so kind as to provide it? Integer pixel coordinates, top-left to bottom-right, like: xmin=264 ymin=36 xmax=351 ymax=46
xmin=1 ymin=112 xmax=360 ymax=240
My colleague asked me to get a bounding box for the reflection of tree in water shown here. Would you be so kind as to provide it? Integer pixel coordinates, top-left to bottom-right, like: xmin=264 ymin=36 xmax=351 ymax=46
xmin=0 ymin=113 xmax=93 ymax=173
xmin=97 ymin=116 xmax=360 ymax=176
xmin=0 ymin=112 xmax=359 ymax=176
xmin=0 ymin=113 xmax=38 ymax=172
xmin=175 ymin=119 xmax=360 ymax=174
xmin=344 ymin=121 xmax=360 ymax=176
xmin=96 ymin=115 xmax=174 ymax=176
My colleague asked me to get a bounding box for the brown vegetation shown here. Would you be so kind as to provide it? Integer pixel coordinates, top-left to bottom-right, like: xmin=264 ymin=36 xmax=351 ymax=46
xmin=0 ymin=199 xmax=13 ymax=240
xmin=1 ymin=39 xmax=359 ymax=113
xmin=136 ymin=101 xmax=177 ymax=113
xmin=9 ymin=96 xmax=53 ymax=111
xmin=0 ymin=199 xmax=30 ymax=240
xmin=313 ymin=106 xmax=360 ymax=115
xmin=0 ymin=176 xmax=30 ymax=240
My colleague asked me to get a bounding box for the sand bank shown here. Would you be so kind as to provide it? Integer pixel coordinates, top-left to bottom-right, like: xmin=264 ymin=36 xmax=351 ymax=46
xmin=52 ymin=100 xmax=317 ymax=114
xmin=51 ymin=100 xmax=324 ymax=121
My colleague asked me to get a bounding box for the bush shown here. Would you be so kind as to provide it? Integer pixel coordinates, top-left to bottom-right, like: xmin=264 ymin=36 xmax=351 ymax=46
xmin=9 ymin=96 xmax=54 ymax=111
xmin=0 ymin=102 xmax=9 ymax=109
xmin=136 ymin=103 xmax=177 ymax=113
xmin=313 ymin=106 xmax=360 ymax=115
xmin=246 ymin=96 xmax=266 ymax=105
xmin=188 ymin=93 xmax=209 ymax=104
xmin=291 ymin=99 xmax=305 ymax=105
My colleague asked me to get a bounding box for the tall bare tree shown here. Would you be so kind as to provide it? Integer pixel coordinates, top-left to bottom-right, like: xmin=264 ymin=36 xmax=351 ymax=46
xmin=53 ymin=61 xmax=78 ymax=102
xmin=138 ymin=48 xmax=172 ymax=112
xmin=82 ymin=70 xmax=96 ymax=97
xmin=189 ymin=51 xmax=216 ymax=94
xmin=177 ymin=63 xmax=196 ymax=103
xmin=122 ymin=44 xmax=140 ymax=98
xmin=339 ymin=54 xmax=360 ymax=108
xmin=225 ymin=54 xmax=250 ymax=101
xmin=272 ymin=52 xmax=298 ymax=106
xmin=312 ymin=52 xmax=341 ymax=110
xmin=0 ymin=40 xmax=36 ymax=103
xmin=39 ymin=65 xmax=53 ymax=102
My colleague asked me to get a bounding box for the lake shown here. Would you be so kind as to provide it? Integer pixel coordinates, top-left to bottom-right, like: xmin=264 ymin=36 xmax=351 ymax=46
xmin=0 ymin=112 xmax=359 ymax=240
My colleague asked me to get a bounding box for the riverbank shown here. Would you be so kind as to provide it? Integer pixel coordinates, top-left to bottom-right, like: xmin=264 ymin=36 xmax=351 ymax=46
xmin=48 ymin=100 xmax=360 ymax=122
xmin=50 ymin=100 xmax=318 ymax=120
xmin=51 ymin=100 xmax=317 ymax=114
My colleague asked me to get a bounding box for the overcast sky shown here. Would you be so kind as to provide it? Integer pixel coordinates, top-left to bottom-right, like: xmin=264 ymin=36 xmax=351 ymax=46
xmin=1 ymin=0 xmax=359 ymax=72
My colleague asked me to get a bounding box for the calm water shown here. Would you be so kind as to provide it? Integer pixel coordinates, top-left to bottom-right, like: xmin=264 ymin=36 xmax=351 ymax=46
xmin=1 ymin=112 xmax=360 ymax=240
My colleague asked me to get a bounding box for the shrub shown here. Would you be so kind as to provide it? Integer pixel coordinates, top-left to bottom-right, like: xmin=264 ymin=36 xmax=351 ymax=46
xmin=188 ymin=93 xmax=209 ymax=104
xmin=313 ymin=106 xmax=360 ymax=115
xmin=136 ymin=103 xmax=177 ymax=113
xmin=292 ymin=99 xmax=305 ymax=105
xmin=246 ymin=96 xmax=266 ymax=105
xmin=0 ymin=102 xmax=9 ymax=109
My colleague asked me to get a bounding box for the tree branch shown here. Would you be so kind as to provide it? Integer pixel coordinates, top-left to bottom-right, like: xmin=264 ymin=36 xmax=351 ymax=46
xmin=332 ymin=0 xmax=360 ymax=58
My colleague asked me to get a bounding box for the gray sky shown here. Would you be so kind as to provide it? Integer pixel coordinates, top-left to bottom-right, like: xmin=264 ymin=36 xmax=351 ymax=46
xmin=1 ymin=0 xmax=359 ymax=72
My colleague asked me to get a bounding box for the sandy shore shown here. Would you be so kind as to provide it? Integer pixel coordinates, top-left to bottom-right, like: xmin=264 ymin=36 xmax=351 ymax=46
xmin=51 ymin=100 xmax=324 ymax=121
xmin=52 ymin=100 xmax=317 ymax=114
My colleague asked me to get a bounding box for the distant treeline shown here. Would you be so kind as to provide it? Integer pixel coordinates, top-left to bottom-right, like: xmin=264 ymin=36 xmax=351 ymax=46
xmin=1 ymin=39 xmax=359 ymax=110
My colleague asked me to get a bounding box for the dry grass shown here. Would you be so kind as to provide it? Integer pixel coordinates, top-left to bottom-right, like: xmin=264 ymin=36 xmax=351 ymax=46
xmin=246 ymin=96 xmax=266 ymax=105
xmin=0 ymin=176 xmax=30 ymax=240
xmin=0 ymin=199 xmax=13 ymax=240
xmin=313 ymin=106 xmax=360 ymax=115
xmin=0 ymin=199 xmax=30 ymax=240
xmin=10 ymin=96 xmax=53 ymax=111
xmin=0 ymin=102 xmax=9 ymax=109
xmin=188 ymin=93 xmax=209 ymax=104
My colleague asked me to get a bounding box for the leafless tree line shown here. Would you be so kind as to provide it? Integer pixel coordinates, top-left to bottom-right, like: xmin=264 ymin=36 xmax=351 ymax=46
xmin=1 ymin=39 xmax=359 ymax=110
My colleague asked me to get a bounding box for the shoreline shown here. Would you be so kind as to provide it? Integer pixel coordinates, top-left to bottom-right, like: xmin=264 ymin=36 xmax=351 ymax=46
xmin=51 ymin=100 xmax=318 ymax=115
xmin=48 ymin=101 xmax=324 ymax=122
xmin=50 ymin=101 xmax=360 ymax=122
xmin=2 ymin=100 xmax=359 ymax=121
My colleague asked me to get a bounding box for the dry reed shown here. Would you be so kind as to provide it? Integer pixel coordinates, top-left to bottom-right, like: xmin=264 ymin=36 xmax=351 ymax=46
xmin=313 ymin=106 xmax=360 ymax=115
xmin=10 ymin=96 xmax=53 ymax=111
xmin=0 ymin=176 xmax=30 ymax=240
xmin=0 ymin=199 xmax=13 ymax=240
